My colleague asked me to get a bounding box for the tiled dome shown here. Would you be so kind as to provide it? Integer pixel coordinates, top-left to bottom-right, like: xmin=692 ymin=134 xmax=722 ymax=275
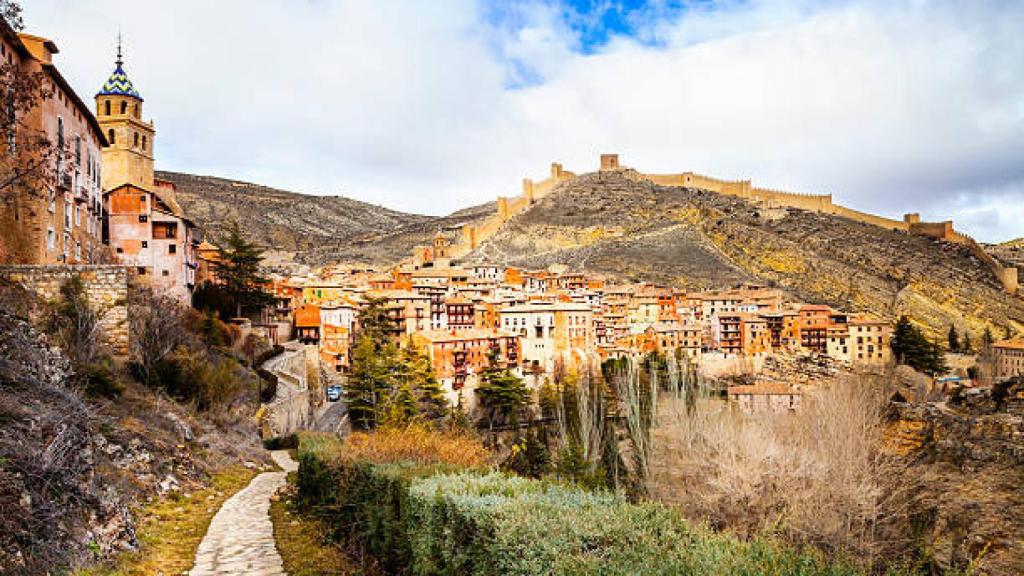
xmin=97 ymin=62 xmax=142 ymax=100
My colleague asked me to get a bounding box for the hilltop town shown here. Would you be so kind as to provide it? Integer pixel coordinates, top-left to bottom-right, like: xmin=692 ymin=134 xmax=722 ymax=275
xmin=1 ymin=9 xmax=1024 ymax=576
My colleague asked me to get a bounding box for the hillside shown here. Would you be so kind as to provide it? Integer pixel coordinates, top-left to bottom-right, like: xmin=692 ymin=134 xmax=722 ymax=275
xmin=469 ymin=170 xmax=1024 ymax=337
xmin=160 ymin=171 xmax=494 ymax=265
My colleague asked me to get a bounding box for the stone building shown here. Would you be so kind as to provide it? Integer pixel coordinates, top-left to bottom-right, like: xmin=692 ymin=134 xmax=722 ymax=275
xmin=96 ymin=48 xmax=196 ymax=302
xmin=412 ymin=328 xmax=521 ymax=408
xmin=728 ymin=382 xmax=802 ymax=414
xmin=499 ymin=300 xmax=593 ymax=373
xmin=0 ymin=22 xmax=108 ymax=265
xmin=993 ymin=339 xmax=1024 ymax=382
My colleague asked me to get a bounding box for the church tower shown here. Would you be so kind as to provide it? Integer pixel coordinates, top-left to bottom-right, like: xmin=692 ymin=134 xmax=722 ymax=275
xmin=95 ymin=40 xmax=154 ymax=190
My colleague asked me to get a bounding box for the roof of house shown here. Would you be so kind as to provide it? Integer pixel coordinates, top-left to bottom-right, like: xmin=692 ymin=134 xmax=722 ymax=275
xmin=994 ymin=338 xmax=1024 ymax=351
xmin=727 ymin=382 xmax=800 ymax=396
xmin=415 ymin=328 xmax=516 ymax=343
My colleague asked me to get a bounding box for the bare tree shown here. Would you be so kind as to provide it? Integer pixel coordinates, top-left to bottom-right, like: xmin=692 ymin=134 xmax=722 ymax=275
xmin=129 ymin=288 xmax=189 ymax=386
xmin=650 ymin=376 xmax=920 ymax=572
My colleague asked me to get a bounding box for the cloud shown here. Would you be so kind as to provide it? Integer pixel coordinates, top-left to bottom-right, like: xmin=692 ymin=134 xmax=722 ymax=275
xmin=23 ymin=0 xmax=1024 ymax=241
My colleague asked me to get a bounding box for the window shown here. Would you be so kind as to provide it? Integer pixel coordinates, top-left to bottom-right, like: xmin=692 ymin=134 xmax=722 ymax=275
xmin=141 ymin=135 xmax=147 ymax=151
xmin=133 ymin=132 xmax=139 ymax=147
xmin=139 ymin=214 xmax=148 ymax=223
xmin=75 ymin=241 xmax=81 ymax=260
xmin=107 ymin=128 xmax=115 ymax=144
xmin=134 ymin=103 xmax=139 ymax=118
xmin=104 ymin=100 xmax=110 ymax=116
xmin=120 ymin=101 xmax=127 ymax=114
xmin=75 ymin=136 xmax=81 ymax=165
xmin=141 ymin=240 xmax=147 ymax=248
xmin=46 ymin=228 xmax=55 ymax=250
xmin=137 ymin=267 xmax=146 ymax=275
xmin=161 ymin=270 xmax=169 ymax=277
xmin=116 ymin=247 xmax=123 ymax=253
xmin=168 ymin=244 xmax=176 ymax=254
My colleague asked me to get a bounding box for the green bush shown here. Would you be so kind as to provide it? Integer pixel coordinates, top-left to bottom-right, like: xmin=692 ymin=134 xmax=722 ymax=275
xmin=297 ymin=434 xmax=858 ymax=576
xmin=78 ymin=357 xmax=123 ymax=399
xmin=262 ymin=433 xmax=298 ymax=451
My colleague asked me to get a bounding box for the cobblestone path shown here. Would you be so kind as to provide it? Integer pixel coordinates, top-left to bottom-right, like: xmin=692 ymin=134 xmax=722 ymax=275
xmin=189 ymin=450 xmax=298 ymax=575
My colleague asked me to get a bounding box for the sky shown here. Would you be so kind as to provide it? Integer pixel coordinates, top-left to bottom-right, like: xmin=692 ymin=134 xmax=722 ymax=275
xmin=23 ymin=0 xmax=1024 ymax=242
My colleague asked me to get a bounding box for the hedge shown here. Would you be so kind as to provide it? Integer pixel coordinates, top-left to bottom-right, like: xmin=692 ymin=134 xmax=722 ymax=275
xmin=297 ymin=434 xmax=858 ymax=576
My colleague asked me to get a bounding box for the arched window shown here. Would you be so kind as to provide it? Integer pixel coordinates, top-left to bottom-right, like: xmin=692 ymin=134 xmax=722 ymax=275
xmin=141 ymin=135 xmax=147 ymax=150
xmin=133 ymin=132 xmax=139 ymax=147
xmin=104 ymin=100 xmax=110 ymax=116
xmin=120 ymin=101 xmax=127 ymax=114
xmin=107 ymin=128 xmax=115 ymax=144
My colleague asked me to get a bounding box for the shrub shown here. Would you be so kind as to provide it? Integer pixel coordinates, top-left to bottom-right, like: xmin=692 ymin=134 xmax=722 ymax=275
xmin=340 ymin=423 xmax=492 ymax=469
xmin=297 ymin=431 xmax=856 ymax=576
xmin=78 ymin=357 xmax=123 ymax=399
xmin=263 ymin=433 xmax=298 ymax=451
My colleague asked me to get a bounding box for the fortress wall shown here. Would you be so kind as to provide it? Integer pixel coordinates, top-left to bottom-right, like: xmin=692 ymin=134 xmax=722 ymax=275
xmin=642 ymin=173 xmax=688 ymax=187
xmin=831 ymin=205 xmax=909 ymax=231
xmin=750 ymin=187 xmax=833 ymax=213
xmin=909 ymin=221 xmax=955 ymax=241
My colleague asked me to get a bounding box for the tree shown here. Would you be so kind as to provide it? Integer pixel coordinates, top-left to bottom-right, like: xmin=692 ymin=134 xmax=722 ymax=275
xmin=1 ymin=1 xmax=24 ymax=31
xmin=210 ymin=221 xmax=273 ymax=317
xmin=475 ymin=347 xmax=529 ymax=428
xmin=947 ymin=325 xmax=960 ymax=353
xmin=398 ymin=342 xmax=448 ymax=420
xmin=961 ymin=332 xmax=973 ymax=353
xmin=129 ymin=288 xmax=189 ymax=387
xmin=891 ymin=316 xmax=948 ymax=376
xmin=345 ymin=335 xmax=392 ymax=429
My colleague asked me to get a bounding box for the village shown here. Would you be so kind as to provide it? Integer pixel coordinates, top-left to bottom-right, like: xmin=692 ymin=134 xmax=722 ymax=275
xmin=0 ymin=16 xmax=1021 ymax=419
xmin=2 ymin=8 xmax=1024 ymax=575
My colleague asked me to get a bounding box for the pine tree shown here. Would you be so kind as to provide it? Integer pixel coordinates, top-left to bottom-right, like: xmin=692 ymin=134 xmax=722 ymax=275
xmin=982 ymin=327 xmax=995 ymax=349
xmin=961 ymin=332 xmax=973 ymax=353
xmin=476 ymin=347 xmax=529 ymax=428
xmin=211 ymin=220 xmax=273 ymax=317
xmin=948 ymin=325 xmax=960 ymax=353
xmin=345 ymin=335 xmax=391 ymax=429
xmin=399 ymin=342 xmax=448 ymax=420
xmin=891 ymin=316 xmax=948 ymax=376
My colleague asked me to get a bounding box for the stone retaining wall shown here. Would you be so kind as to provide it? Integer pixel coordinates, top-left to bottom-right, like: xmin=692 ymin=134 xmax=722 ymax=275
xmin=0 ymin=265 xmax=132 ymax=355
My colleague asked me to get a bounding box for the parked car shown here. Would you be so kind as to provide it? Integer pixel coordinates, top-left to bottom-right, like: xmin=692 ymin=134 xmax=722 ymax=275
xmin=326 ymin=385 xmax=343 ymax=402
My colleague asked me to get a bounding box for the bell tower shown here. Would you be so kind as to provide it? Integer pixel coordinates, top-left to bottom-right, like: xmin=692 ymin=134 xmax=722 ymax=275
xmin=95 ymin=37 xmax=154 ymax=190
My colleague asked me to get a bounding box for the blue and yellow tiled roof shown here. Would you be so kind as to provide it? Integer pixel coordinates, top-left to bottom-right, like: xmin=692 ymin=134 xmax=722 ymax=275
xmin=97 ymin=63 xmax=142 ymax=100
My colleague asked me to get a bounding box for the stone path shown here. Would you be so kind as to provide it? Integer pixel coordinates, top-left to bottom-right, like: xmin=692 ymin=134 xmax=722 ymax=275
xmin=190 ymin=450 xmax=298 ymax=575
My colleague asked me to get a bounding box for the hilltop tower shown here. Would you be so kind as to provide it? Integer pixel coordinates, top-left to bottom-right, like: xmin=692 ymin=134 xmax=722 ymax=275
xmin=95 ymin=40 xmax=154 ymax=190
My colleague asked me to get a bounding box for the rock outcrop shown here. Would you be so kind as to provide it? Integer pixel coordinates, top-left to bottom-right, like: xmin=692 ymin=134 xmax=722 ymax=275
xmin=886 ymin=381 xmax=1024 ymax=575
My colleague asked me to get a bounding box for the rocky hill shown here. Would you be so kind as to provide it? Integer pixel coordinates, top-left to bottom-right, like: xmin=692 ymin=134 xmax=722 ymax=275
xmin=469 ymin=170 xmax=1024 ymax=337
xmin=160 ymin=171 xmax=494 ymax=266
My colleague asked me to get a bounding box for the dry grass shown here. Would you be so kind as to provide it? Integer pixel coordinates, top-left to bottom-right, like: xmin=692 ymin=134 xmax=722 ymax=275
xmin=75 ymin=466 xmax=258 ymax=576
xmin=326 ymin=424 xmax=492 ymax=468
xmin=270 ymin=483 xmax=361 ymax=575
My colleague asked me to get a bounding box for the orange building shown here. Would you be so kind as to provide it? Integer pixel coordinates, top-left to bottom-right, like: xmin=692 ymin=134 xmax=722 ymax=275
xmin=797 ymin=304 xmax=832 ymax=354
xmin=412 ymin=328 xmax=520 ymax=407
xmin=0 ymin=25 xmax=109 ymax=265
xmin=294 ymin=303 xmax=321 ymax=344
xmin=104 ymin=182 xmax=196 ymax=301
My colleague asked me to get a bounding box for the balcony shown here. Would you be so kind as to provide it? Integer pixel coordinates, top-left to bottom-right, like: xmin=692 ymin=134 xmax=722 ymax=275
xmin=58 ymin=172 xmax=73 ymax=191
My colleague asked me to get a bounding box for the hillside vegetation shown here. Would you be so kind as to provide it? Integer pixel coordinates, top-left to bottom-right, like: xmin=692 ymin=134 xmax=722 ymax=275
xmin=469 ymin=170 xmax=1024 ymax=338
